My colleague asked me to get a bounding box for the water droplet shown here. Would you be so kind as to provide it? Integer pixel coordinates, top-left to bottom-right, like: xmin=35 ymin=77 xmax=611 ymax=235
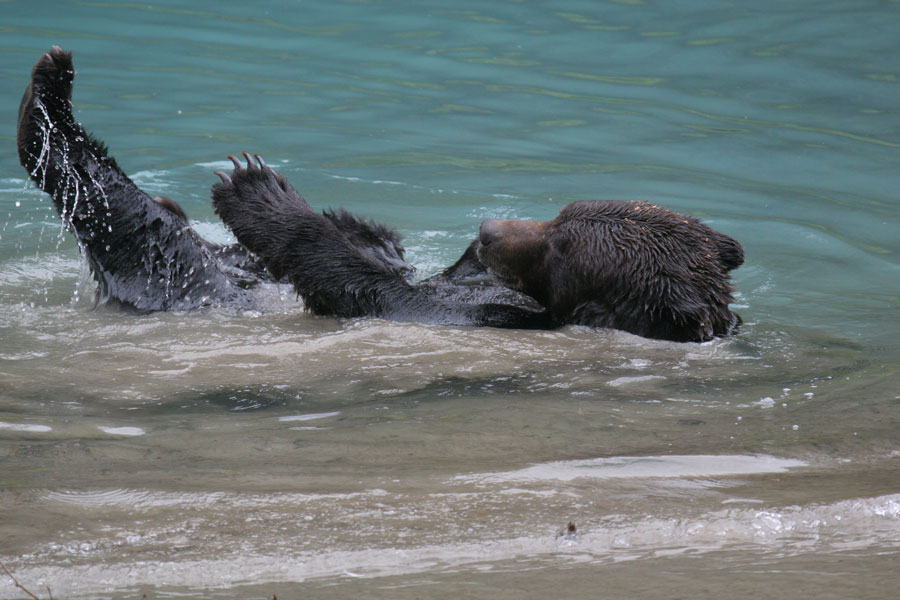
xmin=15 ymin=201 xmax=21 ymax=208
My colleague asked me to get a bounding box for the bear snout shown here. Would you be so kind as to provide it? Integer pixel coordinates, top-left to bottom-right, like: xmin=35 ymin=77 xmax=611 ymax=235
xmin=479 ymin=219 xmax=503 ymax=246
xmin=479 ymin=218 xmax=546 ymax=248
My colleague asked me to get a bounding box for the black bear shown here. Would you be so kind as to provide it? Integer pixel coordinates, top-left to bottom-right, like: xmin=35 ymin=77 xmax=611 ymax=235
xmin=18 ymin=47 xmax=743 ymax=342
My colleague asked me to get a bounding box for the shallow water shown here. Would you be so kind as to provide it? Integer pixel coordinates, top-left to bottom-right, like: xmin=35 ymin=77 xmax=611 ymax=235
xmin=1 ymin=1 xmax=899 ymax=598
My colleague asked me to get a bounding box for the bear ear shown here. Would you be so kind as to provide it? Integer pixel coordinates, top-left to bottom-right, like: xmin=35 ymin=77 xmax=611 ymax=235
xmin=153 ymin=196 xmax=189 ymax=222
xmin=714 ymin=233 xmax=744 ymax=271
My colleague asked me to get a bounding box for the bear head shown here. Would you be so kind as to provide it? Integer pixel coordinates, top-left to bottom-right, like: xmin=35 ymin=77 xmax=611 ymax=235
xmin=475 ymin=200 xmax=743 ymax=342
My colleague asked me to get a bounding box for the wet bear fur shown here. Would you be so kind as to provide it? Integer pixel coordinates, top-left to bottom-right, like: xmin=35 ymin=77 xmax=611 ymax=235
xmin=211 ymin=155 xmax=552 ymax=328
xmin=475 ymin=201 xmax=744 ymax=342
xmin=20 ymin=47 xmax=549 ymax=327
xmin=212 ymin=157 xmax=743 ymax=342
xmin=19 ymin=47 xmax=743 ymax=341
xmin=16 ymin=46 xmax=267 ymax=311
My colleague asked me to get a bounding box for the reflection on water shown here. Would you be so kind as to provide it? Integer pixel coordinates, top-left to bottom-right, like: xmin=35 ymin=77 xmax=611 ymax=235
xmin=1 ymin=0 xmax=898 ymax=598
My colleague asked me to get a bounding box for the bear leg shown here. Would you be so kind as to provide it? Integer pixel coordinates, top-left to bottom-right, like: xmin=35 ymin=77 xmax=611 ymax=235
xmin=17 ymin=47 xmax=244 ymax=311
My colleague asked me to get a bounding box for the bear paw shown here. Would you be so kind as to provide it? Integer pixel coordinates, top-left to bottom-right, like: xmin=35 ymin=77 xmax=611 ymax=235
xmin=212 ymin=152 xmax=311 ymax=216
xmin=27 ymin=46 xmax=75 ymax=108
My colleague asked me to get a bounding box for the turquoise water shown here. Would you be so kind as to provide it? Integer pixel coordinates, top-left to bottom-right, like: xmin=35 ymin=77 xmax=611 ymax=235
xmin=1 ymin=1 xmax=899 ymax=598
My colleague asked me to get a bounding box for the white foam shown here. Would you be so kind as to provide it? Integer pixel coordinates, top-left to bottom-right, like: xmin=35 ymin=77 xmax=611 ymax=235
xmin=455 ymin=455 xmax=807 ymax=484
xmin=194 ymin=160 xmax=238 ymax=169
xmin=279 ymin=411 xmax=341 ymax=422
xmin=606 ymin=375 xmax=665 ymax=387
xmin=97 ymin=426 xmax=145 ymax=436
xmin=326 ymin=173 xmax=406 ymax=186
xmin=11 ymin=493 xmax=899 ymax=597
xmin=0 ymin=421 xmax=52 ymax=433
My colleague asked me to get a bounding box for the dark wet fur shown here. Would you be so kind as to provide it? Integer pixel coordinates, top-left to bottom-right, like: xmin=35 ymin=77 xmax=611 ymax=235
xmin=19 ymin=47 xmax=551 ymax=328
xmin=211 ymin=154 xmax=554 ymax=328
xmin=17 ymin=47 xmax=256 ymax=311
xmin=476 ymin=201 xmax=744 ymax=342
xmin=20 ymin=47 xmax=742 ymax=340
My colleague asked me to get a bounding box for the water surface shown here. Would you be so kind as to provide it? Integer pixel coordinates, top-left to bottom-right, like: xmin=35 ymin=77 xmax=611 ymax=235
xmin=1 ymin=1 xmax=898 ymax=598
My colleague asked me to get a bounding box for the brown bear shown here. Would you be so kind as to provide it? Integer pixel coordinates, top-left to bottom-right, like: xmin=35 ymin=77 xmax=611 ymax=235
xmin=18 ymin=47 xmax=743 ymax=341
xmin=18 ymin=47 xmax=551 ymax=328
xmin=474 ymin=201 xmax=744 ymax=342
xmin=211 ymin=158 xmax=743 ymax=342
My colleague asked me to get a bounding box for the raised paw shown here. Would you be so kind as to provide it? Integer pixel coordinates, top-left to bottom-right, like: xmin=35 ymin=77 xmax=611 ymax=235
xmin=18 ymin=47 xmax=75 ymax=143
xmin=211 ymin=152 xmax=312 ymax=226
xmin=17 ymin=46 xmax=91 ymax=188
xmin=29 ymin=46 xmax=75 ymax=104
